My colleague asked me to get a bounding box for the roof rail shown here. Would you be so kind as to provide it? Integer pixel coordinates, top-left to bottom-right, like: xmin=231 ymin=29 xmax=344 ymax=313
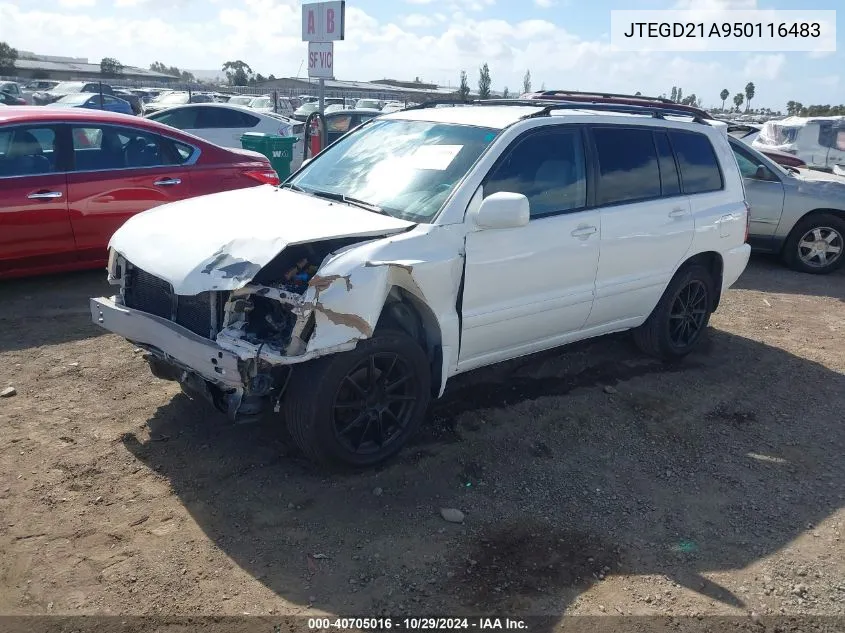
xmin=530 ymin=89 xmax=675 ymax=104
xmin=401 ymin=98 xmax=709 ymax=125
xmin=522 ymin=90 xmax=711 ymax=120
xmin=522 ymin=101 xmax=709 ymax=124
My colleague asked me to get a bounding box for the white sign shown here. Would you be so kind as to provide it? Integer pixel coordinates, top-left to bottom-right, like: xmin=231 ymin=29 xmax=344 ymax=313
xmin=308 ymin=42 xmax=334 ymax=79
xmin=302 ymin=1 xmax=345 ymax=42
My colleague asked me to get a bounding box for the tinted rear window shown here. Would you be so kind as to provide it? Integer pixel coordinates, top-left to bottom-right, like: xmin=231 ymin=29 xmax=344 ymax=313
xmin=654 ymin=131 xmax=680 ymax=196
xmin=593 ymin=127 xmax=661 ymax=206
xmin=668 ymin=131 xmax=723 ymax=194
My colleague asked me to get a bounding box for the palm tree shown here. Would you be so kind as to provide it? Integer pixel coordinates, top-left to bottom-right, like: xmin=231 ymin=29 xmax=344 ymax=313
xmin=720 ymin=89 xmax=729 ymax=111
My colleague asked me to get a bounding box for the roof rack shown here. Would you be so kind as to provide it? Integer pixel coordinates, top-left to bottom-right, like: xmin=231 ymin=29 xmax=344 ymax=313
xmin=529 ymin=89 xmax=675 ymax=104
xmin=407 ymin=98 xmax=709 ymax=125
xmin=522 ymin=90 xmax=711 ymax=120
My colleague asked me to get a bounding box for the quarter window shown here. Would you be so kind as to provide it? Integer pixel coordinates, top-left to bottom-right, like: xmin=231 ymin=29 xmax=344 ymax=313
xmin=668 ymin=131 xmax=723 ymax=194
xmin=593 ymin=127 xmax=661 ymax=206
xmin=485 ymin=127 xmax=587 ymax=218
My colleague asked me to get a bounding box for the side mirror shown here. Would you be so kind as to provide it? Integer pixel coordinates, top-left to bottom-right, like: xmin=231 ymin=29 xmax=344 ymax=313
xmin=474 ymin=192 xmax=530 ymax=230
xmin=754 ymin=165 xmax=767 ymax=180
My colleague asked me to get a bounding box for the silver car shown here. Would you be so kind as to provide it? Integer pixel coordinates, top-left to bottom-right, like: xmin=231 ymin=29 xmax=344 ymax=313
xmin=730 ymin=137 xmax=845 ymax=274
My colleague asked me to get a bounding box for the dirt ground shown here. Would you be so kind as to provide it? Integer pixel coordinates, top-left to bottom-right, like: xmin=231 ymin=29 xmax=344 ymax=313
xmin=0 ymin=255 xmax=843 ymax=628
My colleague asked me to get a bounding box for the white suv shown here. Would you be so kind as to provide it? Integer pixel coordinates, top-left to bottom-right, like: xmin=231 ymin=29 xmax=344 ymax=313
xmin=91 ymin=101 xmax=751 ymax=468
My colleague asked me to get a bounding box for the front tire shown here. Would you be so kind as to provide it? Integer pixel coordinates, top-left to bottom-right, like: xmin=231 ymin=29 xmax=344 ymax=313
xmin=782 ymin=213 xmax=845 ymax=275
xmin=283 ymin=329 xmax=431 ymax=469
xmin=633 ymin=264 xmax=715 ymax=361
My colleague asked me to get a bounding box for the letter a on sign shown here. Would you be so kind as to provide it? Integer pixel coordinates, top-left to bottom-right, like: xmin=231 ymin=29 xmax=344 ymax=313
xmin=301 ymin=1 xmax=345 ymax=41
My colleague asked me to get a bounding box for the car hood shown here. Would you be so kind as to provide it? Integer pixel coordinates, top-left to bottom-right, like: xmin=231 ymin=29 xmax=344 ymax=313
xmin=109 ymin=185 xmax=415 ymax=295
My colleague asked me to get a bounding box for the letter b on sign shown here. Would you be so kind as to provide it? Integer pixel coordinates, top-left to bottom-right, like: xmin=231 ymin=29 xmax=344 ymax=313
xmin=327 ymin=9 xmax=334 ymax=34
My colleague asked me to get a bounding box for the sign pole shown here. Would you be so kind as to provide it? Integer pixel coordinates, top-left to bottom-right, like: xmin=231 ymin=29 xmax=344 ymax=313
xmin=319 ymin=78 xmax=325 ymax=115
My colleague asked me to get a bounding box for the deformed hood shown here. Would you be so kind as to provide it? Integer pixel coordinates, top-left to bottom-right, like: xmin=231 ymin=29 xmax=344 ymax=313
xmin=109 ymin=185 xmax=415 ymax=295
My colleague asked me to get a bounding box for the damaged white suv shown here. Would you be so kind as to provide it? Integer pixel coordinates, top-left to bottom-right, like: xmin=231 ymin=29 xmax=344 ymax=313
xmin=92 ymin=101 xmax=750 ymax=468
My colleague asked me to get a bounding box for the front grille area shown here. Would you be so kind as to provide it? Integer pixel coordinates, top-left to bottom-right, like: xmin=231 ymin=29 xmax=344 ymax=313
xmin=124 ymin=265 xmax=224 ymax=339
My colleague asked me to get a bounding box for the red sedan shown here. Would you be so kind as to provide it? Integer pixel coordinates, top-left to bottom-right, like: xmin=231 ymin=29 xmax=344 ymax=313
xmin=0 ymin=107 xmax=280 ymax=279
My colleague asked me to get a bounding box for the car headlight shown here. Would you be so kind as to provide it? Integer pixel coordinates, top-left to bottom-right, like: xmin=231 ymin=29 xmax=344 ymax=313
xmin=107 ymin=249 xmax=124 ymax=283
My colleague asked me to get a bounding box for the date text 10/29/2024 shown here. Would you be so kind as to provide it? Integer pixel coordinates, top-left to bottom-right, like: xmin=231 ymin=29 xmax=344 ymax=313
xmin=296 ymin=618 xmax=528 ymax=631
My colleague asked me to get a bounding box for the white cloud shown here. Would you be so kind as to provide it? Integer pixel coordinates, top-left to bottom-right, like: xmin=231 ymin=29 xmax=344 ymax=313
xmin=534 ymin=0 xmax=555 ymax=7
xmin=743 ymin=54 xmax=785 ymax=81
xmin=58 ymin=0 xmax=96 ymax=6
xmin=405 ymin=0 xmax=434 ymax=4
xmin=402 ymin=13 xmax=436 ymax=29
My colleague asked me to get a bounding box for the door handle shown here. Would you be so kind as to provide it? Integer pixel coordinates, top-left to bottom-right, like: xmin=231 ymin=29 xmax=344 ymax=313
xmin=27 ymin=190 xmax=63 ymax=200
xmin=570 ymin=225 xmax=598 ymax=238
xmin=668 ymin=207 xmax=687 ymax=218
xmin=718 ymin=214 xmax=734 ymax=223
xmin=153 ymin=178 xmax=181 ymax=186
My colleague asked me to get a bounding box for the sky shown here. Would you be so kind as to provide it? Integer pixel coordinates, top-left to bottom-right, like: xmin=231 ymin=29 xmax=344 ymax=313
xmin=0 ymin=0 xmax=841 ymax=110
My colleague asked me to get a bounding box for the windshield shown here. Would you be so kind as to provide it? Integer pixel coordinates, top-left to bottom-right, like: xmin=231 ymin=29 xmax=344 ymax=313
xmin=228 ymin=96 xmax=252 ymax=105
xmin=357 ymin=99 xmax=381 ymax=110
xmin=296 ymin=103 xmax=319 ymax=113
xmin=155 ymin=92 xmax=189 ymax=104
xmin=251 ymin=97 xmax=272 ymax=108
xmin=288 ymin=119 xmax=498 ymax=223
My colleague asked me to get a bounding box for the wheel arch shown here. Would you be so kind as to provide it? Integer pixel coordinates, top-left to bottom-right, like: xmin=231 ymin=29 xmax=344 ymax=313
xmin=681 ymin=251 xmax=724 ymax=311
xmin=376 ymin=285 xmax=444 ymax=397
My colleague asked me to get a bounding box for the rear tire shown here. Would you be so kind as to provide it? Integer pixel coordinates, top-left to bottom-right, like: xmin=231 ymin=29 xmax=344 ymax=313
xmin=782 ymin=213 xmax=845 ymax=275
xmin=633 ymin=264 xmax=714 ymax=361
xmin=282 ymin=329 xmax=431 ymax=469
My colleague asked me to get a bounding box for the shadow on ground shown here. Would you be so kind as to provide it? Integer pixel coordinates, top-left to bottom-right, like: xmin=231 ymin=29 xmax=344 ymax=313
xmin=734 ymin=254 xmax=845 ymax=300
xmin=0 ymin=270 xmax=111 ymax=352
xmin=122 ymin=325 xmax=844 ymax=626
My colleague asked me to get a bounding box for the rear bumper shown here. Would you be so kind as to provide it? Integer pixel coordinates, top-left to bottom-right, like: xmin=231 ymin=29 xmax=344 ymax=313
xmin=90 ymin=296 xmax=244 ymax=389
xmin=722 ymin=243 xmax=751 ymax=291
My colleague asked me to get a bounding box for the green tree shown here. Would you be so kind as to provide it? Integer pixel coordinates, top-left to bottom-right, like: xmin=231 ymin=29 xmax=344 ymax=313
xmin=720 ymin=88 xmax=729 ymax=110
xmin=502 ymin=86 xmax=509 ymax=99
xmin=100 ymin=57 xmax=123 ymax=77
xmin=733 ymin=92 xmax=744 ymax=111
xmin=477 ymin=62 xmax=491 ymax=99
xmin=458 ymin=70 xmax=470 ymax=100
xmin=670 ymin=86 xmax=678 ymax=102
xmin=676 ymin=87 xmax=683 ymax=104
xmin=0 ymin=41 xmax=17 ymax=73
xmin=268 ymin=74 xmax=276 ymax=80
xmin=522 ymin=69 xmax=531 ymax=94
xmin=255 ymin=73 xmax=266 ymax=83
xmin=744 ymin=81 xmax=755 ymax=112
xmin=635 ymin=91 xmax=642 ymax=96
xmin=222 ymin=60 xmax=253 ymax=86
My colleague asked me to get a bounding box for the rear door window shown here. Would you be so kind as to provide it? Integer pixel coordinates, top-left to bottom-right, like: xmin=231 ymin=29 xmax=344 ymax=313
xmin=654 ymin=131 xmax=680 ymax=196
xmin=70 ymin=124 xmax=183 ymax=171
xmin=592 ymin=127 xmax=661 ymax=206
xmin=668 ymin=131 xmax=723 ymax=194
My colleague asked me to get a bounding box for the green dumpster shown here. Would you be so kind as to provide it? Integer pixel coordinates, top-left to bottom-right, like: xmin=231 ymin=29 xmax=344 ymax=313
xmin=240 ymin=133 xmax=298 ymax=180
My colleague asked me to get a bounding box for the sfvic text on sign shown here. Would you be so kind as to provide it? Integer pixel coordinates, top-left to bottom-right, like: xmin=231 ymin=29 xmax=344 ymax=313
xmin=308 ymin=42 xmax=334 ymax=79
xmin=302 ymin=0 xmax=346 ymax=42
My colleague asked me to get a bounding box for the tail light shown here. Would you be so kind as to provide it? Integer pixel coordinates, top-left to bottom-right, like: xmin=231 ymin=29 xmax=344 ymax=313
xmin=744 ymin=201 xmax=751 ymax=242
xmin=243 ymin=168 xmax=280 ymax=186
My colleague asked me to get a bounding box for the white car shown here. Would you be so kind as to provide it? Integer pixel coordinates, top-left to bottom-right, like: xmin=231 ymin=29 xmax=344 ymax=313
xmin=91 ymin=101 xmax=750 ymax=468
xmin=753 ymin=116 xmax=845 ymax=171
xmin=146 ymin=103 xmax=304 ymax=170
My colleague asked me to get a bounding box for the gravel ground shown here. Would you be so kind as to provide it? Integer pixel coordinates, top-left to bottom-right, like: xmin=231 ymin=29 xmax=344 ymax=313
xmin=0 ymin=255 xmax=843 ymax=629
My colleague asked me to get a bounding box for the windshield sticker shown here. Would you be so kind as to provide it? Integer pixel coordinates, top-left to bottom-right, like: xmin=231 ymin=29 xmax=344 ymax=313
xmin=408 ymin=145 xmax=463 ymax=170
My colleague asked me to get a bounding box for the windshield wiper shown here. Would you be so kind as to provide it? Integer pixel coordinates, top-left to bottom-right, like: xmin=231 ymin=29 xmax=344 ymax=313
xmin=280 ymin=182 xmax=306 ymax=192
xmin=306 ymin=189 xmax=388 ymax=215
